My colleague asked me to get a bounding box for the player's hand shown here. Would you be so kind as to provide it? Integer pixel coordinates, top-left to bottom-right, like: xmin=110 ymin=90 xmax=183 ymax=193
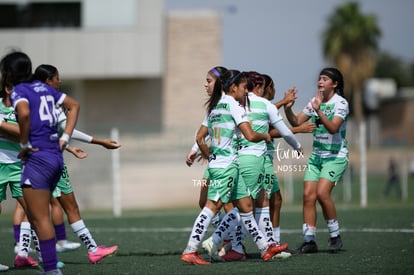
xmin=66 ymin=145 xmax=88 ymax=159
xmin=311 ymin=89 xmax=323 ymax=111
xmin=284 ymin=87 xmax=297 ymax=108
xmin=297 ymin=122 xmax=316 ymax=133
xmin=186 ymin=150 xmax=197 ymax=166
xmin=100 ymin=139 xmax=121 ymax=149
xmin=18 ymin=146 xmax=38 ymax=162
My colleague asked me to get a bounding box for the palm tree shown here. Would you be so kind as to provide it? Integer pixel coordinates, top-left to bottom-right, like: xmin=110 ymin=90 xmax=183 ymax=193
xmin=322 ymin=2 xmax=381 ymax=207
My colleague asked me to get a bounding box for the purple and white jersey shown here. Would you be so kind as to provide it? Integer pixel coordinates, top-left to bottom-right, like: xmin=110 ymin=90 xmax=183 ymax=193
xmin=10 ymin=80 xmax=66 ymax=152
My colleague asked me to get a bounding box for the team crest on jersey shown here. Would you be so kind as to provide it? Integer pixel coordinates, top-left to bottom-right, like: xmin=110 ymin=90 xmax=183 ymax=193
xmin=5 ymin=111 xmax=16 ymax=122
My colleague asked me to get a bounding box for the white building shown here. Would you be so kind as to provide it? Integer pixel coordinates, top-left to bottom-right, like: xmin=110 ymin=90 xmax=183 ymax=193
xmin=0 ymin=1 xmax=224 ymax=211
xmin=0 ymin=0 xmax=164 ymax=133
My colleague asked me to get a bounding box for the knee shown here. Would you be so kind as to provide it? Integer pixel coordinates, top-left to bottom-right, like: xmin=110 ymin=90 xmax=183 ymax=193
xmin=316 ymin=191 xmax=331 ymax=204
xmin=303 ymin=192 xmax=317 ymax=205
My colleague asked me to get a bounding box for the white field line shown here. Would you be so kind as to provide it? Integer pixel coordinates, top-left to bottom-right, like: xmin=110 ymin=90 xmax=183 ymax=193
xmin=77 ymin=227 xmax=414 ymax=234
xmin=1 ymin=227 xmax=413 ymax=234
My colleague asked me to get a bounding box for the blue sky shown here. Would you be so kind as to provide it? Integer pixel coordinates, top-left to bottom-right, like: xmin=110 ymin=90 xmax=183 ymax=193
xmin=165 ymin=0 xmax=414 ymax=106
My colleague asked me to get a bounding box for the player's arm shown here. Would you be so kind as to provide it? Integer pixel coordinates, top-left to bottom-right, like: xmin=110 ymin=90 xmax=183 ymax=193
xmin=269 ymin=122 xmax=316 ymax=138
xmin=60 ymin=95 xmax=80 ymax=150
xmin=0 ymin=120 xmax=20 ymax=142
xmin=90 ymin=137 xmax=121 ymax=149
xmin=239 ymin=122 xmax=271 ymax=143
xmin=59 ymin=119 xmax=121 ymax=150
xmin=311 ymin=92 xmax=344 ymax=134
xmin=314 ymin=109 xmax=344 ymax=134
xmin=14 ymin=100 xmax=37 ymax=161
xmin=284 ymin=106 xmax=309 ymax=127
xmin=196 ymin=125 xmax=210 ymax=159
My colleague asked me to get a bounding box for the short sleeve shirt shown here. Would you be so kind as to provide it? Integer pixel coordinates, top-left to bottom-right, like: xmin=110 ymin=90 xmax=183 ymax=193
xmin=10 ymin=80 xmax=66 ymax=152
xmin=204 ymin=94 xmax=248 ymax=168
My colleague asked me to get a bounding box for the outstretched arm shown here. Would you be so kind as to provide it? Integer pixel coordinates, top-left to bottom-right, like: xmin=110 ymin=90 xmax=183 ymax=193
xmin=67 ymin=128 xmax=121 ymax=149
xmin=91 ymin=137 xmax=121 ymax=149
xmin=269 ymin=122 xmax=316 ymax=138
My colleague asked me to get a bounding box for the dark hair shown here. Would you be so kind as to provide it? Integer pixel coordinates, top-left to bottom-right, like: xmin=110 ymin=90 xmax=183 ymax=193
xmin=0 ymin=51 xmax=33 ymax=88
xmin=262 ymin=74 xmax=275 ymax=100
xmin=319 ymin=67 xmax=344 ymax=96
xmin=206 ymin=69 xmax=247 ymax=114
xmin=205 ymin=66 xmax=228 ymax=114
xmin=34 ymin=64 xmax=58 ymax=83
xmin=222 ymin=69 xmax=249 ymax=109
xmin=222 ymin=70 xmax=247 ymax=93
xmin=246 ymin=71 xmax=265 ymax=92
xmin=262 ymin=74 xmax=273 ymax=89
xmin=0 ymin=83 xmax=7 ymax=98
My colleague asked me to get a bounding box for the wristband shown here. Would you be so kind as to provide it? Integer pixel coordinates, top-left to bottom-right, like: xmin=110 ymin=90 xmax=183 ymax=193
xmin=60 ymin=133 xmax=70 ymax=143
xmin=19 ymin=142 xmax=32 ymax=149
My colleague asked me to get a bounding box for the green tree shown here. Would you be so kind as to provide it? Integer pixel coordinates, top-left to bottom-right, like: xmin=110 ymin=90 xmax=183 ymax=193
xmin=322 ymin=2 xmax=381 ymax=124
xmin=322 ymin=2 xmax=381 ymax=207
xmin=375 ymin=51 xmax=414 ymax=87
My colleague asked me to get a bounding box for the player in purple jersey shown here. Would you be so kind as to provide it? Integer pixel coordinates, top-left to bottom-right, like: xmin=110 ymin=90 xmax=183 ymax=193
xmin=1 ymin=51 xmax=80 ymax=275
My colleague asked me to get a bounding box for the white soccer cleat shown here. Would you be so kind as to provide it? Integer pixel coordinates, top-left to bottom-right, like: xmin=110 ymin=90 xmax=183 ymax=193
xmin=201 ymin=236 xmax=218 ymax=257
xmin=56 ymin=240 xmax=81 ymax=253
xmin=0 ymin=263 xmax=9 ymax=272
xmin=272 ymin=251 xmax=292 ymax=259
xmin=201 ymin=236 xmax=213 ymax=255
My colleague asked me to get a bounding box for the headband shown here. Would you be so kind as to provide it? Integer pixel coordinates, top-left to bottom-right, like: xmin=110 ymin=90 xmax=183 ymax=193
xmin=210 ymin=68 xmax=221 ymax=78
xmin=224 ymin=72 xmax=242 ymax=87
xmin=320 ymin=69 xmax=338 ymax=82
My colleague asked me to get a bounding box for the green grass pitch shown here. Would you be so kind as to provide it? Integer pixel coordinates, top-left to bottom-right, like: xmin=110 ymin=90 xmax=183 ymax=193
xmin=1 ymin=204 xmax=413 ymax=275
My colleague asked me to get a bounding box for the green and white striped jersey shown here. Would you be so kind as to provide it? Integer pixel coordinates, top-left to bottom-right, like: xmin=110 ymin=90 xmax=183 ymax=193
xmin=0 ymin=100 xmax=20 ymax=163
xmin=238 ymin=92 xmax=300 ymax=157
xmin=202 ymin=94 xmax=249 ymax=169
xmin=303 ymin=93 xmax=349 ymax=158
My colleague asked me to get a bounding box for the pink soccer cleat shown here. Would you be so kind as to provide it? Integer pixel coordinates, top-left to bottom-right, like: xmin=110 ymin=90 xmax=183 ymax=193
xmin=88 ymin=245 xmax=118 ymax=264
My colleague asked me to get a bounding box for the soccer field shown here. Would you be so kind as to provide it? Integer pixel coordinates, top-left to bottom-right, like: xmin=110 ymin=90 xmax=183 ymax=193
xmin=1 ymin=205 xmax=413 ymax=275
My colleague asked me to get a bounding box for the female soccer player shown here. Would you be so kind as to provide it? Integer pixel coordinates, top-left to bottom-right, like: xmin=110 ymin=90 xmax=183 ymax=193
xmin=182 ymin=69 xmax=286 ymax=265
xmin=1 ymin=50 xmax=80 ymax=274
xmin=203 ymin=71 xmax=303 ymax=262
xmin=261 ymin=74 xmax=315 ymax=253
xmin=33 ymin=64 xmax=119 ymax=263
xmin=284 ymin=67 xmax=349 ymax=253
